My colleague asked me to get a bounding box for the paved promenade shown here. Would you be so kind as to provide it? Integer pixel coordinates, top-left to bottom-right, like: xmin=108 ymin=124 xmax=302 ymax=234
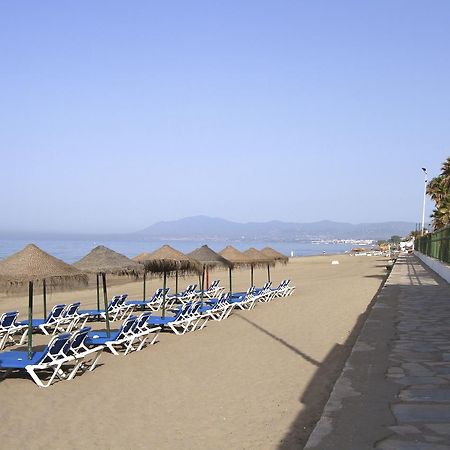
xmin=305 ymin=255 xmax=450 ymax=449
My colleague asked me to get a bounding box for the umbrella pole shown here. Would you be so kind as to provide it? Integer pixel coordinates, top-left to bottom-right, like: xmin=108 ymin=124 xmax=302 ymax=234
xmin=96 ymin=273 xmax=100 ymax=311
xmin=267 ymin=264 xmax=271 ymax=282
xmin=27 ymin=281 xmax=33 ymax=360
xmin=206 ymin=267 xmax=209 ymax=290
xmin=175 ymin=271 xmax=178 ymax=295
xmin=251 ymin=265 xmax=254 ymax=287
xmin=200 ymin=265 xmax=205 ymax=307
xmin=102 ymin=273 xmax=111 ymax=337
xmin=42 ymin=278 xmax=47 ymax=319
xmin=143 ymin=271 xmax=147 ymax=300
xmin=229 ymin=267 xmax=232 ymax=295
xmin=162 ymin=271 xmax=167 ymax=319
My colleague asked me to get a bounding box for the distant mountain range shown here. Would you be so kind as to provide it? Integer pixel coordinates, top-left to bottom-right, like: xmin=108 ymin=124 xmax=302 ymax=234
xmin=136 ymin=216 xmax=416 ymax=241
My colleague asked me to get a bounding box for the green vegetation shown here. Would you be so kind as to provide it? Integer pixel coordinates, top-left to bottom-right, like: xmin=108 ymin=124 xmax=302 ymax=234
xmin=427 ymin=157 xmax=450 ymax=230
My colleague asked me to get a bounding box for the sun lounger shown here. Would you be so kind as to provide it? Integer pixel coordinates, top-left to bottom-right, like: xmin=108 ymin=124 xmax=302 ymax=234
xmin=147 ymin=302 xmax=205 ymax=335
xmin=167 ymin=284 xmax=197 ymax=304
xmin=202 ymin=293 xmax=236 ymax=321
xmin=17 ymin=304 xmax=66 ymax=338
xmin=125 ymin=312 xmax=161 ymax=352
xmin=272 ymin=280 xmax=295 ymax=297
xmin=0 ymin=311 xmax=27 ymax=350
xmin=0 ymin=333 xmax=73 ymax=388
xmin=63 ymin=327 xmax=104 ymax=378
xmin=53 ymin=302 xmax=89 ymax=334
xmin=200 ymin=280 xmax=225 ymax=299
xmin=126 ymin=288 xmax=170 ymax=311
xmin=80 ymin=295 xmax=132 ymax=322
xmin=85 ymin=315 xmax=145 ymax=356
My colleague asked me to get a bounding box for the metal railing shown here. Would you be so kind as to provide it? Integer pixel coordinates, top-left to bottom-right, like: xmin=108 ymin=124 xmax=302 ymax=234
xmin=415 ymin=227 xmax=450 ymax=263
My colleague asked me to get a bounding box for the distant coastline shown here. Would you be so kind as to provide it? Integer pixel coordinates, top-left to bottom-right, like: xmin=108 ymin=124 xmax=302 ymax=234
xmin=0 ymin=237 xmax=359 ymax=263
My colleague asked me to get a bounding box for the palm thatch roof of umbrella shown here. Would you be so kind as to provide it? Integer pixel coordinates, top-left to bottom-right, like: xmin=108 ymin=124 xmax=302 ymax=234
xmin=133 ymin=245 xmax=202 ymax=274
xmin=219 ymin=246 xmax=253 ymax=267
xmin=187 ymin=245 xmax=233 ymax=269
xmin=0 ymin=243 xmax=88 ymax=287
xmin=74 ymin=245 xmax=142 ymax=276
xmin=132 ymin=252 xmax=153 ymax=263
xmin=242 ymin=248 xmax=275 ymax=267
xmin=260 ymin=247 xmax=289 ymax=264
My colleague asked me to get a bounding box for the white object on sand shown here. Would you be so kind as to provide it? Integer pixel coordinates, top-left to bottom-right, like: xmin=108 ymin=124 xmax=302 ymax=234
xmin=331 ymin=260 xmax=339 ymax=265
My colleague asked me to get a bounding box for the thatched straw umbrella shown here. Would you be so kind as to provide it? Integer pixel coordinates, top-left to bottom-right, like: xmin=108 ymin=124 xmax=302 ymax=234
xmin=74 ymin=245 xmax=142 ymax=336
xmin=134 ymin=245 xmax=201 ymax=318
xmin=242 ymin=248 xmax=275 ymax=286
xmin=219 ymin=245 xmax=252 ymax=294
xmin=260 ymin=247 xmax=289 ymax=282
xmin=187 ymin=245 xmax=233 ymax=304
xmin=0 ymin=244 xmax=88 ymax=359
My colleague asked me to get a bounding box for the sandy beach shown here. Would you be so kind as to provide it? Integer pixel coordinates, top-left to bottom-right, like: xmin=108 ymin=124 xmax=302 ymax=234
xmin=0 ymin=255 xmax=388 ymax=449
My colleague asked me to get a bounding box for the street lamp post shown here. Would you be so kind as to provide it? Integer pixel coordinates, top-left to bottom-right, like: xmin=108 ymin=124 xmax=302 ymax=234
xmin=421 ymin=167 xmax=427 ymax=235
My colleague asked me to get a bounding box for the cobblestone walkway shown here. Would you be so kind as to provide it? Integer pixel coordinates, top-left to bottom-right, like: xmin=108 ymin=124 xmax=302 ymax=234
xmin=305 ymin=255 xmax=450 ymax=449
xmin=379 ymin=256 xmax=450 ymax=449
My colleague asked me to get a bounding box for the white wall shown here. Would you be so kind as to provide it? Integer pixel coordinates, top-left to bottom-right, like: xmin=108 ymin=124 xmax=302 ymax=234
xmin=414 ymin=251 xmax=450 ymax=284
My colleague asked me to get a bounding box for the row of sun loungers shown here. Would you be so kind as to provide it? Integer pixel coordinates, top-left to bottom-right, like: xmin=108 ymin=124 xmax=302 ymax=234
xmin=0 ymin=279 xmax=295 ymax=387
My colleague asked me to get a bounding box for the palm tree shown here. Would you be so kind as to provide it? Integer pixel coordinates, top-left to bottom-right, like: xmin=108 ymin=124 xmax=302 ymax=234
xmin=441 ymin=157 xmax=450 ymax=189
xmin=427 ymin=175 xmax=446 ymax=205
xmin=427 ymin=160 xmax=450 ymax=230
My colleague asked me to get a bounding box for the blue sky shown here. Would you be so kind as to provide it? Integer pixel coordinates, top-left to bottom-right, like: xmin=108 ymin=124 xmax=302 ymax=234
xmin=0 ymin=1 xmax=449 ymax=233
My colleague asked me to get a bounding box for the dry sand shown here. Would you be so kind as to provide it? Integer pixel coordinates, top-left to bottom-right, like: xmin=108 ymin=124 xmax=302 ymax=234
xmin=0 ymin=255 xmax=388 ymax=449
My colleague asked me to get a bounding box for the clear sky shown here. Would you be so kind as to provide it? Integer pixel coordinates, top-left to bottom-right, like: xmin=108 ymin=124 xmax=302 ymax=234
xmin=1 ymin=1 xmax=449 ymax=233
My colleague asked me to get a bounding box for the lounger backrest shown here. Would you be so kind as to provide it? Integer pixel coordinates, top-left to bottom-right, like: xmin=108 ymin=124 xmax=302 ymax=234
xmin=120 ymin=294 xmax=128 ymax=302
xmin=0 ymin=311 xmax=19 ymax=329
xmin=46 ymin=304 xmax=66 ymax=323
xmin=136 ymin=312 xmax=152 ymax=332
xmin=64 ymin=302 xmax=81 ymax=317
xmin=191 ymin=302 xmax=202 ymax=315
xmin=42 ymin=333 xmax=72 ymax=363
xmin=177 ymin=303 xmax=192 ymax=319
xmin=107 ymin=296 xmax=121 ymax=310
xmin=117 ymin=315 xmax=138 ymax=339
xmin=69 ymin=327 xmax=91 ymax=353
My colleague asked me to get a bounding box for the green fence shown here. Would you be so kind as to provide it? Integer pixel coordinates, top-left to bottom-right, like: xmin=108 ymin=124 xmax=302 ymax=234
xmin=415 ymin=227 xmax=450 ymax=263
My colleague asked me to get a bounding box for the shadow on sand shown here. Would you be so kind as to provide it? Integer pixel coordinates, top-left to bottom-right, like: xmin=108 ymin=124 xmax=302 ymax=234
xmin=274 ymin=269 xmax=389 ymax=449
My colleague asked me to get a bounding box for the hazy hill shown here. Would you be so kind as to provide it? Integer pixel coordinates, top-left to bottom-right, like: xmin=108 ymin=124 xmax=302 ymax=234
xmin=137 ymin=216 xmax=415 ymax=241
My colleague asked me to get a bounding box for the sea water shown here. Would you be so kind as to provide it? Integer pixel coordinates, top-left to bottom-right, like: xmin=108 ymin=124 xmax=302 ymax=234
xmin=0 ymin=237 xmax=358 ymax=263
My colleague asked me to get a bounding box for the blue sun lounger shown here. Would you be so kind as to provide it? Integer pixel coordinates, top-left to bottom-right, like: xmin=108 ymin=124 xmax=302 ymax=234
xmin=17 ymin=304 xmax=66 ymax=338
xmin=85 ymin=315 xmax=144 ymax=355
xmin=0 ymin=311 xmax=27 ymax=350
xmin=0 ymin=333 xmax=72 ymax=388
xmin=126 ymin=288 xmax=169 ymax=311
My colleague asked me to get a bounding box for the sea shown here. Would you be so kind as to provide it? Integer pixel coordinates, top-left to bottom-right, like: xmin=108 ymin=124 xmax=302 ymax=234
xmin=0 ymin=237 xmax=359 ymax=263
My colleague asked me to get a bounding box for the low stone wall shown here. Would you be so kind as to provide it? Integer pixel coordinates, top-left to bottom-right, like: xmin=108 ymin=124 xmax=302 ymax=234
xmin=414 ymin=250 xmax=450 ymax=284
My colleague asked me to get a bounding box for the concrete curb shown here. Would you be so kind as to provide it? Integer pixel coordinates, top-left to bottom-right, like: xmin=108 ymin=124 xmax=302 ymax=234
xmin=304 ymin=261 xmax=399 ymax=449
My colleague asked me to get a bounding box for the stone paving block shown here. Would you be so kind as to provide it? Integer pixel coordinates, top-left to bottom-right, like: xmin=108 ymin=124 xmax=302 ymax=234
xmin=426 ymin=423 xmax=450 ymax=436
xmin=377 ymin=438 xmax=450 ymax=449
xmin=394 ymin=377 xmax=447 ymax=385
xmin=399 ymin=388 xmax=450 ymax=402
xmin=388 ymin=425 xmax=421 ymax=435
xmin=392 ymin=404 xmax=450 ymax=423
